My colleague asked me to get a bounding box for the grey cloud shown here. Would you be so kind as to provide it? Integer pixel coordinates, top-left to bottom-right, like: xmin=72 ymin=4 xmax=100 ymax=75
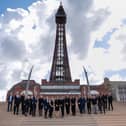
xmin=0 ymin=65 xmax=9 ymax=89
xmin=0 ymin=35 xmax=27 ymax=61
xmin=30 ymin=0 xmax=110 ymax=61
xmin=90 ymin=8 xmax=111 ymax=31
xmin=30 ymin=11 xmax=56 ymax=63
xmin=0 ymin=63 xmax=23 ymax=90
xmin=63 ymin=0 xmax=110 ymax=59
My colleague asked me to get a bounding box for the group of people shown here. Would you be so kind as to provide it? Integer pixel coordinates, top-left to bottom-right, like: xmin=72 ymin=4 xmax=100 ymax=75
xmin=7 ymin=92 xmax=113 ymax=118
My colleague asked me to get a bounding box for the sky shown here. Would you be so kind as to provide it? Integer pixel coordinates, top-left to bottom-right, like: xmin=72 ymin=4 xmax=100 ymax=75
xmin=0 ymin=0 xmax=126 ymax=101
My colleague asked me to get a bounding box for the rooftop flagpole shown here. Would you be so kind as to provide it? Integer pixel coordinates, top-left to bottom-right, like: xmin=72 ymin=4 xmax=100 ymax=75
xmin=83 ymin=66 xmax=90 ymax=95
xmin=25 ymin=65 xmax=34 ymax=98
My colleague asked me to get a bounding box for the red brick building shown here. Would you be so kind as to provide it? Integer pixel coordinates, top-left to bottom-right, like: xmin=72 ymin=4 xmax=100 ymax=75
xmin=7 ymin=80 xmax=40 ymax=97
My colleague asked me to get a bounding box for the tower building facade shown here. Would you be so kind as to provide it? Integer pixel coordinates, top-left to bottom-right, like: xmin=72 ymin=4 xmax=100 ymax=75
xmin=40 ymin=3 xmax=80 ymax=96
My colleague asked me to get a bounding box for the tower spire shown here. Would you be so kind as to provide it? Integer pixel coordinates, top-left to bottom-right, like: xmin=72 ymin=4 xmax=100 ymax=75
xmin=60 ymin=1 xmax=62 ymax=6
xmin=49 ymin=4 xmax=71 ymax=83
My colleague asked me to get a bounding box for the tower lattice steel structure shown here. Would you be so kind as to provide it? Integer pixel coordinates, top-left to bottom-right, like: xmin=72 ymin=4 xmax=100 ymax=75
xmin=49 ymin=3 xmax=72 ymax=83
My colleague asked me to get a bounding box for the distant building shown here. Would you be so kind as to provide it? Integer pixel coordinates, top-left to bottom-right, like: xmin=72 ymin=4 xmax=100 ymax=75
xmin=109 ymin=80 xmax=126 ymax=102
xmin=7 ymin=80 xmax=40 ymax=97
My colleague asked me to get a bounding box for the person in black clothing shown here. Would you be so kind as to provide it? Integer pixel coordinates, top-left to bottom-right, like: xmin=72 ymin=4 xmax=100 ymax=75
xmin=7 ymin=92 xmax=13 ymax=112
xmin=92 ymin=95 xmax=97 ymax=114
xmin=108 ymin=92 xmax=113 ymax=111
xmin=82 ymin=95 xmax=86 ymax=113
xmin=87 ymin=95 xmax=92 ymax=114
xmin=104 ymin=93 xmax=108 ymax=110
xmin=29 ymin=95 xmax=33 ymax=115
xmin=13 ymin=92 xmax=21 ymax=115
xmin=101 ymin=94 xmax=106 ymax=114
xmin=24 ymin=95 xmax=30 ymax=116
xmin=65 ymin=95 xmax=70 ymax=115
xmin=60 ymin=97 xmax=65 ymax=117
xmin=97 ymin=94 xmax=103 ymax=113
xmin=31 ymin=95 xmax=37 ymax=116
xmin=38 ymin=95 xmax=44 ymax=116
xmin=78 ymin=95 xmax=82 ymax=114
xmin=21 ymin=94 xmax=25 ymax=115
xmin=71 ymin=96 xmax=76 ymax=116
xmin=48 ymin=97 xmax=54 ymax=118
xmin=43 ymin=96 xmax=49 ymax=118
xmin=55 ymin=96 xmax=60 ymax=118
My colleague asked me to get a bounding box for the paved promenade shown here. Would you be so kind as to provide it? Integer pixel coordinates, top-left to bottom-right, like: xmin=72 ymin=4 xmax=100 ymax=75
xmin=0 ymin=102 xmax=126 ymax=126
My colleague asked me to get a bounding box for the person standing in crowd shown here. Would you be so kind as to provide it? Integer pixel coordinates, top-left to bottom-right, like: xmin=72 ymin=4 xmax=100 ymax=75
xmin=78 ymin=95 xmax=82 ymax=114
xmin=71 ymin=96 xmax=76 ymax=116
xmin=86 ymin=95 xmax=92 ymax=114
xmin=24 ymin=95 xmax=30 ymax=116
xmin=7 ymin=92 xmax=13 ymax=112
xmin=43 ymin=96 xmax=49 ymax=118
xmin=21 ymin=93 xmax=25 ymax=115
xmin=55 ymin=96 xmax=60 ymax=118
xmin=60 ymin=96 xmax=65 ymax=117
xmin=82 ymin=95 xmax=86 ymax=113
xmin=38 ymin=95 xmax=44 ymax=116
xmin=104 ymin=93 xmax=108 ymax=110
xmin=32 ymin=95 xmax=37 ymax=116
xmin=92 ymin=95 xmax=97 ymax=114
xmin=101 ymin=94 xmax=106 ymax=114
xmin=13 ymin=92 xmax=21 ymax=115
xmin=97 ymin=94 xmax=103 ymax=113
xmin=29 ymin=95 xmax=33 ymax=115
xmin=65 ymin=95 xmax=70 ymax=115
xmin=108 ymin=92 xmax=113 ymax=111
xmin=48 ymin=97 xmax=54 ymax=118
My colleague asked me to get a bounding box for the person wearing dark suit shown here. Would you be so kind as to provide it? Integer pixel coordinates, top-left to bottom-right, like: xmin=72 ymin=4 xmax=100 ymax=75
xmin=55 ymin=97 xmax=60 ymax=118
xmin=101 ymin=94 xmax=106 ymax=114
xmin=23 ymin=95 xmax=30 ymax=116
xmin=78 ymin=95 xmax=82 ymax=114
xmin=20 ymin=94 xmax=25 ymax=115
xmin=38 ymin=95 xmax=44 ymax=116
xmin=13 ymin=92 xmax=21 ymax=115
xmin=104 ymin=93 xmax=108 ymax=110
xmin=65 ymin=95 xmax=70 ymax=115
xmin=48 ymin=97 xmax=54 ymax=118
xmin=29 ymin=95 xmax=33 ymax=115
xmin=87 ymin=95 xmax=92 ymax=114
xmin=7 ymin=93 xmax=13 ymax=112
xmin=97 ymin=94 xmax=103 ymax=113
xmin=108 ymin=92 xmax=113 ymax=111
xmin=71 ymin=96 xmax=76 ymax=116
xmin=82 ymin=95 xmax=86 ymax=113
xmin=60 ymin=97 xmax=65 ymax=117
xmin=43 ymin=96 xmax=49 ymax=118
xmin=31 ymin=95 xmax=37 ymax=116
xmin=92 ymin=95 xmax=97 ymax=114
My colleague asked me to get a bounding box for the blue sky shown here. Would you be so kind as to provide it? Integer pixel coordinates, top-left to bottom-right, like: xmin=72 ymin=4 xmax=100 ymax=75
xmin=104 ymin=69 xmax=126 ymax=79
xmin=0 ymin=0 xmax=38 ymax=14
xmin=93 ymin=28 xmax=117 ymax=49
